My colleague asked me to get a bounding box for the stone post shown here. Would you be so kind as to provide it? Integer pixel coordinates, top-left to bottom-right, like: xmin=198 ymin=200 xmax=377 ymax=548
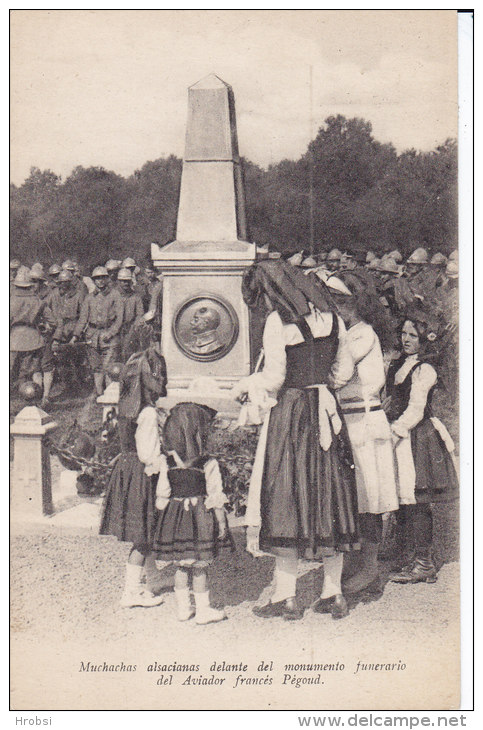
xmin=96 ymin=381 xmax=120 ymax=423
xmin=10 ymin=406 xmax=58 ymax=518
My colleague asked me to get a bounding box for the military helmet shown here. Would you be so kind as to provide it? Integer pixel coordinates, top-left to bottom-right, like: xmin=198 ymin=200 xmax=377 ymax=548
xmin=58 ymin=269 xmax=74 ymax=283
xmin=10 ymin=259 xmax=21 ymax=270
xmin=365 ymin=251 xmax=376 ymax=263
xmin=14 ymin=265 xmax=34 ymax=287
xmin=449 ymin=249 xmax=458 ymax=262
xmin=30 ymin=263 xmax=46 ymax=280
xmin=121 ymin=257 xmax=136 ymax=269
xmin=62 ymin=259 xmax=76 ymax=271
xmin=117 ymin=267 xmax=133 ymax=281
xmin=48 ymin=264 xmax=62 ymax=276
xmin=389 ymin=249 xmax=403 ymax=263
xmin=446 ymin=260 xmax=458 ymax=279
xmin=91 ymin=266 xmax=109 ymax=279
xmin=287 ymin=252 xmax=303 ymax=266
xmin=376 ymin=256 xmax=400 ymax=274
xmin=105 ymin=259 xmax=122 ymax=271
xmin=430 ymin=252 xmax=448 ymax=266
xmin=327 ymin=248 xmax=342 ymax=261
xmin=301 ymin=256 xmax=317 ymax=268
xmin=407 ymin=247 xmax=429 ymax=264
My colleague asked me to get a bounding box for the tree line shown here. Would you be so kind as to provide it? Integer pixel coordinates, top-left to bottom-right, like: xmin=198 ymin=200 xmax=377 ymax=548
xmin=10 ymin=115 xmax=457 ymax=269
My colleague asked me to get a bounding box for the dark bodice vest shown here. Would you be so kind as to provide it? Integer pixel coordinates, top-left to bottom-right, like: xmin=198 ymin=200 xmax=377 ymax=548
xmin=118 ymin=417 xmax=138 ymax=453
xmin=386 ymin=356 xmax=435 ymax=423
xmin=283 ymin=312 xmax=339 ymax=389
xmin=167 ymin=466 xmax=207 ymax=499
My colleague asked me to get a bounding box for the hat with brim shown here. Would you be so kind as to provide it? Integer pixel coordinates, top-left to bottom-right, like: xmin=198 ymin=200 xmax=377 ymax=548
xmin=287 ymin=252 xmax=303 ymax=266
xmin=14 ymin=266 xmax=35 ymax=287
xmin=117 ymin=268 xmax=133 ymax=281
xmin=301 ymin=256 xmax=317 ymax=268
xmin=58 ymin=270 xmax=74 ymax=283
xmin=407 ymin=247 xmax=429 ymax=265
xmin=122 ymin=257 xmax=136 ymax=269
xmin=446 ymin=260 xmax=458 ymax=279
xmin=375 ymin=256 xmax=399 ymax=274
xmin=105 ymin=259 xmax=122 ymax=271
xmin=30 ymin=263 xmax=46 ymax=281
xmin=91 ymin=266 xmax=109 ymax=279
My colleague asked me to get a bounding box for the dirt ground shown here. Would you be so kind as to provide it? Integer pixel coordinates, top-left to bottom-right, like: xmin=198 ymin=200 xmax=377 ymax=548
xmin=10 ymin=383 xmax=461 ymax=711
xmin=10 ymin=514 xmax=460 ymax=710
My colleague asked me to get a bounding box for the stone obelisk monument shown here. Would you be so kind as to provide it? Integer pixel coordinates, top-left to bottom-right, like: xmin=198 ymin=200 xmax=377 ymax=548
xmin=151 ymin=74 xmax=259 ymax=410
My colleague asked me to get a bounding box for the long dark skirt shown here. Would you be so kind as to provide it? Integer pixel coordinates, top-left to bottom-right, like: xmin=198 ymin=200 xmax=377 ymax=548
xmin=153 ymin=498 xmax=234 ymax=562
xmin=412 ymin=419 xmax=459 ymax=504
xmin=259 ymin=387 xmax=360 ymax=556
xmin=99 ymin=452 xmax=157 ymax=547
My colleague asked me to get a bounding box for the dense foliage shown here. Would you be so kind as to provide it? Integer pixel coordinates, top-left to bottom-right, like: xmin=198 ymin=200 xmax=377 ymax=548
xmin=10 ymin=115 xmax=457 ymax=268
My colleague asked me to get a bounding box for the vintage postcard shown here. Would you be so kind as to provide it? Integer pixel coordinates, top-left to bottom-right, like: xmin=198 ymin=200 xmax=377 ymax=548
xmin=10 ymin=9 xmax=468 ymax=712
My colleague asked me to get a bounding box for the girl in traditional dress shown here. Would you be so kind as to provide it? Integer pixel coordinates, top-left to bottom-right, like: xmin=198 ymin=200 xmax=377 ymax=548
xmin=233 ymin=260 xmax=360 ymax=621
xmin=99 ymin=341 xmax=169 ymax=607
xmin=385 ymin=310 xmax=459 ymax=583
xmin=328 ymin=271 xmax=399 ymax=594
xmin=153 ymin=403 xmax=232 ymax=625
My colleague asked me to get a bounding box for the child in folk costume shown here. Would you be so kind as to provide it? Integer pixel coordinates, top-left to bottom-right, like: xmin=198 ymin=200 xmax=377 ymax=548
xmin=233 ymin=260 xmax=360 ymax=621
xmin=327 ymin=272 xmax=399 ymax=595
xmin=100 ymin=342 xmax=170 ymax=607
xmin=385 ymin=309 xmax=459 ymax=583
xmin=153 ymin=403 xmax=232 ymax=625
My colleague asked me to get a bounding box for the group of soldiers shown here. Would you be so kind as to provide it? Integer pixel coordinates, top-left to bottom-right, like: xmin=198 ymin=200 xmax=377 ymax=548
xmin=9 ymin=257 xmax=163 ymax=407
xmin=10 ymin=245 xmax=458 ymax=408
xmin=282 ymin=245 xmax=459 ymax=327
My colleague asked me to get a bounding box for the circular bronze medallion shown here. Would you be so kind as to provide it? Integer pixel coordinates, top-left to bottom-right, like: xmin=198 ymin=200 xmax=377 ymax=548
xmin=172 ymin=294 xmax=239 ymax=362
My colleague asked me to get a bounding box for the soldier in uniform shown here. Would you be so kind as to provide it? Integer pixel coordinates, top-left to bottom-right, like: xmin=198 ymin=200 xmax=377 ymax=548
xmin=122 ymin=257 xmax=150 ymax=310
xmin=73 ymin=261 xmax=96 ymax=294
xmin=10 ymin=266 xmax=56 ymax=402
xmin=117 ymin=267 xmax=144 ymax=361
xmin=376 ymin=256 xmax=415 ymax=316
xmin=30 ymin=264 xmax=57 ymax=405
xmin=10 ymin=259 xmax=21 ymax=295
xmin=10 ymin=259 xmax=21 ymax=281
xmin=63 ymin=259 xmax=89 ymax=299
xmin=404 ymin=247 xmax=430 ymax=301
xmin=51 ymin=269 xmax=88 ymax=388
xmin=326 ymin=248 xmax=342 ymax=273
xmin=106 ymin=259 xmax=122 ymax=286
xmin=71 ymin=266 xmax=124 ymax=397
xmin=47 ymin=263 xmax=62 ymax=290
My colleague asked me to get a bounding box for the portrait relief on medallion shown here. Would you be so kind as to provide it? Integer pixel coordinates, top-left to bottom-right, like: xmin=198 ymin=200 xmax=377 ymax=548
xmin=172 ymin=294 xmax=239 ymax=362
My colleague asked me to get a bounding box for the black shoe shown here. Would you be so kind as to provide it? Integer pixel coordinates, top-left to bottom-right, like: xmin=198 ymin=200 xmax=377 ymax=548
xmin=313 ymin=594 xmax=349 ymax=620
xmin=390 ymin=557 xmax=437 ymax=584
xmin=253 ymin=597 xmax=304 ymax=621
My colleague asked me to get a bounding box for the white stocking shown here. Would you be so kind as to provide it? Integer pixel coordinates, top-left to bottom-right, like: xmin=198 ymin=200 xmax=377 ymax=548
xmin=271 ymin=554 xmax=298 ymax=603
xmin=321 ymin=553 xmax=343 ymax=599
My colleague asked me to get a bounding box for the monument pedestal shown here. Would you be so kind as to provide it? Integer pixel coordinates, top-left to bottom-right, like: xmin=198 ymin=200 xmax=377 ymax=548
xmin=151 ymin=239 xmax=256 ymax=408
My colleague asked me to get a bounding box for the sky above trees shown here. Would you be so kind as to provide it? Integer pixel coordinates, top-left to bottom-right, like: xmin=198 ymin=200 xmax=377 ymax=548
xmin=11 ymin=10 xmax=457 ymax=185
